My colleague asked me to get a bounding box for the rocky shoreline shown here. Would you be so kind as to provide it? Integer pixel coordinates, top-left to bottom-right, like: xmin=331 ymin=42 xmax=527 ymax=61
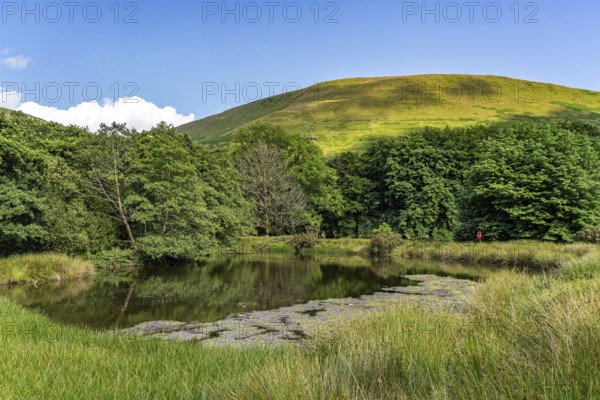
xmin=123 ymin=275 xmax=476 ymax=346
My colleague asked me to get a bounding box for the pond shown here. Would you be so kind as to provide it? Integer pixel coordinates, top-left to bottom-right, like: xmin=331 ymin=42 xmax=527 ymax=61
xmin=0 ymin=254 xmax=491 ymax=330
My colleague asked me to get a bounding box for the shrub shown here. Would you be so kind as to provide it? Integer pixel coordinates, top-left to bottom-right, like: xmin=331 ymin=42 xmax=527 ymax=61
xmin=290 ymin=228 xmax=320 ymax=254
xmin=371 ymin=223 xmax=393 ymax=234
xmin=369 ymin=232 xmax=402 ymax=257
xmin=576 ymin=227 xmax=600 ymax=244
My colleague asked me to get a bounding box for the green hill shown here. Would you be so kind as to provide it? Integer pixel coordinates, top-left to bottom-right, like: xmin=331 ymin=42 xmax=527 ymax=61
xmin=177 ymin=74 xmax=600 ymax=154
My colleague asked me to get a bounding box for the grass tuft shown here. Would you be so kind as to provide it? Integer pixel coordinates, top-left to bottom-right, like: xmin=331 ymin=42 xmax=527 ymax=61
xmin=0 ymin=253 xmax=95 ymax=286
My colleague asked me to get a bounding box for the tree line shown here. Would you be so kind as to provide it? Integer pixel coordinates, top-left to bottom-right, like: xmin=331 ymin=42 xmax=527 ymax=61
xmin=1 ymin=111 xmax=599 ymax=262
xmin=325 ymin=121 xmax=600 ymax=241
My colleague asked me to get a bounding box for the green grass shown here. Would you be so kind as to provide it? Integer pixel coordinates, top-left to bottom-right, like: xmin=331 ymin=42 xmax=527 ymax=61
xmin=176 ymin=74 xmax=600 ymax=154
xmin=225 ymin=270 xmax=599 ymax=399
xmin=233 ymin=236 xmax=370 ymax=255
xmin=1 ymin=243 xmax=599 ymax=398
xmin=397 ymin=240 xmax=597 ymax=270
xmin=236 ymin=237 xmax=596 ymax=271
xmin=0 ymin=253 xmax=95 ymax=286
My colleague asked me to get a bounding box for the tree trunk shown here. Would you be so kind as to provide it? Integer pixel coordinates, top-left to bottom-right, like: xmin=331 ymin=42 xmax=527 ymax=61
xmin=114 ymin=157 xmax=135 ymax=244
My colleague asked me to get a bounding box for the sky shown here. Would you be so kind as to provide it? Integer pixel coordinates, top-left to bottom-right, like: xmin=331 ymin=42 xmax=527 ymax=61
xmin=1 ymin=0 xmax=599 ymax=130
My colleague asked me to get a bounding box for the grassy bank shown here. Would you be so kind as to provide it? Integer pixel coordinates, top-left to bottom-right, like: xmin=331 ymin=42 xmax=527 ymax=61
xmin=234 ymin=236 xmax=370 ymax=255
xmin=0 ymin=243 xmax=598 ymax=398
xmin=236 ymin=236 xmax=596 ymax=271
xmin=396 ymin=240 xmax=597 ymax=270
xmin=0 ymin=253 xmax=95 ymax=286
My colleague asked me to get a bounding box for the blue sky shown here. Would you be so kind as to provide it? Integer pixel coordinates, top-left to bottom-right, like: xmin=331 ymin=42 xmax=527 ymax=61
xmin=1 ymin=0 xmax=599 ymax=129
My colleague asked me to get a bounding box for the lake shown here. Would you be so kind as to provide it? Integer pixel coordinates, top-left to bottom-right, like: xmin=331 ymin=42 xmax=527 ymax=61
xmin=0 ymin=254 xmax=490 ymax=329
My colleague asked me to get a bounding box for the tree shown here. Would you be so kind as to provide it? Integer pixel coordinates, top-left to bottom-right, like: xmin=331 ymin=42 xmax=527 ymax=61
xmin=124 ymin=123 xmax=218 ymax=259
xmin=0 ymin=137 xmax=48 ymax=255
xmin=76 ymin=123 xmax=137 ymax=245
xmin=325 ymin=152 xmax=377 ymax=237
xmin=236 ymin=142 xmax=308 ymax=236
xmin=0 ymin=114 xmax=253 ymax=260
xmin=236 ymin=123 xmax=343 ymax=229
xmin=383 ymin=135 xmax=459 ymax=239
xmin=456 ymin=123 xmax=600 ymax=241
xmin=192 ymin=146 xmax=254 ymax=244
xmin=74 ymin=123 xmax=236 ymax=259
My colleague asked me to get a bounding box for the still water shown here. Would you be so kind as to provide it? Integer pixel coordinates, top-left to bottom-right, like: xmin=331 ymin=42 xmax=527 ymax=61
xmin=0 ymin=254 xmax=489 ymax=329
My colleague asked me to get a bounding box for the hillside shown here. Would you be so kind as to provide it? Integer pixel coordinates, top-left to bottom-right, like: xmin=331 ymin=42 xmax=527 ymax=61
xmin=176 ymin=75 xmax=600 ymax=154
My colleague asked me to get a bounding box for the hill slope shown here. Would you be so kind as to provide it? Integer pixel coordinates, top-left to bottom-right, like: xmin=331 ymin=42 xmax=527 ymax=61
xmin=177 ymin=75 xmax=600 ymax=154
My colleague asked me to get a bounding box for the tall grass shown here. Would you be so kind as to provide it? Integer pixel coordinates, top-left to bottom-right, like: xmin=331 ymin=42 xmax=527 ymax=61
xmin=0 ymin=253 xmax=94 ymax=285
xmin=237 ymin=238 xmax=596 ymax=271
xmin=0 ymin=243 xmax=598 ymax=398
xmin=213 ymin=269 xmax=600 ymax=399
xmin=398 ymin=240 xmax=596 ymax=270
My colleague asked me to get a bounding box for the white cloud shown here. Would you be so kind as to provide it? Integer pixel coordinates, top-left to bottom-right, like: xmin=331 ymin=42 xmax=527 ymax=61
xmin=0 ymin=48 xmax=14 ymax=55
xmin=16 ymin=97 xmax=195 ymax=131
xmin=0 ymin=54 xmax=33 ymax=70
xmin=0 ymin=89 xmax=22 ymax=110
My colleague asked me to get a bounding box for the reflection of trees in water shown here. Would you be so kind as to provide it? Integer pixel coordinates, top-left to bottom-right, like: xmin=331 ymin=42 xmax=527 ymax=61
xmin=0 ymin=278 xmax=95 ymax=306
xmin=6 ymin=256 xmax=491 ymax=329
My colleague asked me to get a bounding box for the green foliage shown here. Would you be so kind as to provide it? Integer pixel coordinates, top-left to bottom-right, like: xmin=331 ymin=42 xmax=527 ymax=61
xmin=88 ymin=248 xmax=140 ymax=274
xmin=324 ymin=122 xmax=600 ymax=243
xmin=371 ymin=223 xmax=393 ymax=234
xmin=369 ymin=232 xmax=403 ymax=257
xmin=125 ymin=124 xmax=221 ymax=259
xmin=324 ymin=152 xmax=377 ymax=237
xmin=0 ymin=136 xmax=48 ymax=255
xmin=236 ymin=122 xmax=343 ymax=232
xmin=193 ymin=146 xmax=254 ymax=243
xmin=236 ymin=141 xmax=309 ymax=235
xmin=457 ymin=123 xmax=600 ymax=241
xmin=290 ymin=227 xmax=320 ymax=254
xmin=3 ymin=108 xmax=600 ymax=264
xmin=44 ymin=156 xmax=118 ymax=255
xmin=0 ymin=114 xmax=251 ymax=262
xmin=354 ymin=126 xmax=496 ymax=240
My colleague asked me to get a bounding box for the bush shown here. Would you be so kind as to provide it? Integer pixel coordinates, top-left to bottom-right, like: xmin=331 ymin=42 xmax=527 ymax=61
xmin=576 ymin=227 xmax=600 ymax=244
xmin=290 ymin=228 xmax=320 ymax=254
xmin=371 ymin=223 xmax=393 ymax=234
xmin=369 ymin=232 xmax=402 ymax=257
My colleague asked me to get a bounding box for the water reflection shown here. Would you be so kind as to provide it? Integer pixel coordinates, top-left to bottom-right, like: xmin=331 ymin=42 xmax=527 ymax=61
xmin=0 ymin=255 xmax=490 ymax=330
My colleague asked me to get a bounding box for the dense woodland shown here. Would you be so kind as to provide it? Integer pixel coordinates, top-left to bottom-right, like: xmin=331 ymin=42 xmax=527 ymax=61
xmin=1 ymin=111 xmax=599 ymax=262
